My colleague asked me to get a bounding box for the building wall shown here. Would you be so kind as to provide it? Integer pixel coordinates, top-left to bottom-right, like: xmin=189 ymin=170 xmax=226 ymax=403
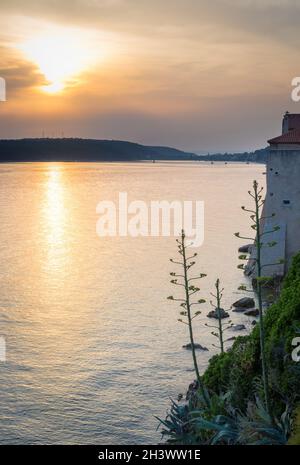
xmin=264 ymin=148 xmax=300 ymax=269
xmin=269 ymin=144 xmax=300 ymax=150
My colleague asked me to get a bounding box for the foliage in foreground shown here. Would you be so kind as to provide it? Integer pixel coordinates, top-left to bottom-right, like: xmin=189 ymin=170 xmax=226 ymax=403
xmin=168 ymin=230 xmax=209 ymax=407
xmin=235 ymin=180 xmax=281 ymax=414
xmin=158 ymin=393 xmax=292 ymax=445
xmin=203 ymin=252 xmax=300 ymax=413
xmin=159 ymin=251 xmax=300 ymax=444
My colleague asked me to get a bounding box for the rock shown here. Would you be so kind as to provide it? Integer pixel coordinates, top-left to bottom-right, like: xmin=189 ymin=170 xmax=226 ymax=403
xmin=182 ymin=343 xmax=208 ymax=351
xmin=244 ymin=308 xmax=259 ymax=317
xmin=188 ymin=380 xmax=198 ymax=391
xmin=232 ymin=297 xmax=255 ymax=309
xmin=227 ymin=336 xmax=237 ymax=341
xmin=238 ymin=244 xmax=252 ymax=253
xmin=232 ymin=324 xmax=246 ymax=331
xmin=232 ymin=307 xmax=247 ymax=312
xmin=207 ymin=308 xmax=229 ymax=319
xmin=252 ymin=320 xmax=257 ymax=326
xmin=186 ymin=380 xmax=198 ymax=400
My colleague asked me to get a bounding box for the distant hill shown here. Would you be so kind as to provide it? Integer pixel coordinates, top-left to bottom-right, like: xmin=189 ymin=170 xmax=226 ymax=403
xmin=0 ymin=138 xmax=198 ymax=162
xmin=0 ymin=138 xmax=268 ymax=163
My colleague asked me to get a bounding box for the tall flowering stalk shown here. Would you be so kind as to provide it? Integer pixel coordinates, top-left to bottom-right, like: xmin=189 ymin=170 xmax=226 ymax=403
xmin=205 ymin=279 xmax=233 ymax=354
xmin=235 ymin=180 xmax=281 ymax=416
xmin=168 ymin=230 xmax=210 ymax=408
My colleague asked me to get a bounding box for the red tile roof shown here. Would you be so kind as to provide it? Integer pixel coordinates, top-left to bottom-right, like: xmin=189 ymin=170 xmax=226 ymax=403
xmin=268 ymin=129 xmax=300 ymax=145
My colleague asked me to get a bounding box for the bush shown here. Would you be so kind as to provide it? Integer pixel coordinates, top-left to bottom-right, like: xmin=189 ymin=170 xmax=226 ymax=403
xmin=203 ymin=252 xmax=300 ymax=411
xmin=159 ymin=252 xmax=300 ymax=444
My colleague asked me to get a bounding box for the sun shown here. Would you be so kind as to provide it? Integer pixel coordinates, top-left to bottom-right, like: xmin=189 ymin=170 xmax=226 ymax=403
xmin=19 ymin=27 xmax=98 ymax=94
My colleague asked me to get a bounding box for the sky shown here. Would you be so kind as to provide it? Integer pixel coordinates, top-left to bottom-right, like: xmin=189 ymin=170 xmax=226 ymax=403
xmin=1 ymin=0 xmax=300 ymax=152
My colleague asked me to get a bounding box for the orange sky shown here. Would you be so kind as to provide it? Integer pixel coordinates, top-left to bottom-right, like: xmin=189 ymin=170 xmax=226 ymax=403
xmin=1 ymin=1 xmax=300 ymax=152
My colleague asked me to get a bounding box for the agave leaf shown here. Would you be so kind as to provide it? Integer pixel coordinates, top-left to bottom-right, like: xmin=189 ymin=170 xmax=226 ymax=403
xmin=193 ymin=417 xmax=226 ymax=432
xmin=210 ymin=427 xmax=239 ymax=445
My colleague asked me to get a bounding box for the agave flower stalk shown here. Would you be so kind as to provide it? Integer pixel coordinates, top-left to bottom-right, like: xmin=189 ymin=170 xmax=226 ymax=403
xmin=168 ymin=230 xmax=210 ymax=408
xmin=205 ymin=279 xmax=233 ymax=354
xmin=235 ymin=180 xmax=282 ymax=416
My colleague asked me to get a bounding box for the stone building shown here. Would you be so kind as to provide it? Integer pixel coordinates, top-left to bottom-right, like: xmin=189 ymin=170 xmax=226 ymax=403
xmin=247 ymin=112 xmax=300 ymax=279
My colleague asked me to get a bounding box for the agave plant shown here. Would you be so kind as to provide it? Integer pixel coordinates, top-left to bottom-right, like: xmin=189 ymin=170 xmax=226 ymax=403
xmin=156 ymin=399 xmax=195 ymax=444
xmin=158 ymin=390 xmax=234 ymax=444
xmin=238 ymin=397 xmax=292 ymax=444
xmin=193 ymin=414 xmax=239 ymax=444
xmin=192 ymin=396 xmax=292 ymax=445
xmin=158 ymin=394 xmax=292 ymax=445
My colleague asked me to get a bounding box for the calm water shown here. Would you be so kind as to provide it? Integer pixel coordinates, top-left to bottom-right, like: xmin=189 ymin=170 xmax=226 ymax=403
xmin=0 ymin=162 xmax=265 ymax=444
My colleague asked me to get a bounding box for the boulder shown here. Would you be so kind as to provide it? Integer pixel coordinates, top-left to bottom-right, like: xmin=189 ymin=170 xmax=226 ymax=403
xmin=238 ymin=244 xmax=252 ymax=253
xmin=186 ymin=380 xmax=198 ymax=400
xmin=207 ymin=308 xmax=229 ymax=319
xmin=244 ymin=308 xmax=259 ymax=317
xmin=232 ymin=297 xmax=255 ymax=309
xmin=232 ymin=307 xmax=247 ymax=312
xmin=183 ymin=343 xmax=208 ymax=351
xmin=232 ymin=324 xmax=246 ymax=331
xmin=252 ymin=320 xmax=257 ymax=326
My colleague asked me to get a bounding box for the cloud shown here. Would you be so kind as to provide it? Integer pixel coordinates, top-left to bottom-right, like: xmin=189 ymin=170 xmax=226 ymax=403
xmin=0 ymin=47 xmax=46 ymax=97
xmin=1 ymin=1 xmax=300 ymax=150
xmin=1 ymin=0 xmax=300 ymax=45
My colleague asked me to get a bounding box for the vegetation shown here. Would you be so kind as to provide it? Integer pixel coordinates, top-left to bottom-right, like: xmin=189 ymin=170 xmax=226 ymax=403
xmin=167 ymin=231 xmax=209 ymax=408
xmin=203 ymin=250 xmax=300 ymax=410
xmin=158 ymin=181 xmax=300 ymax=445
xmin=205 ymin=279 xmax=233 ymax=354
xmin=0 ymin=138 xmax=198 ymax=162
xmin=159 ymin=393 xmax=292 ymax=445
xmin=196 ymin=147 xmax=268 ymax=164
xmin=235 ymin=180 xmax=282 ymax=415
xmin=159 ymin=250 xmax=300 ymax=444
xmin=0 ymin=139 xmax=267 ymax=163
xmin=288 ymin=406 xmax=300 ymax=445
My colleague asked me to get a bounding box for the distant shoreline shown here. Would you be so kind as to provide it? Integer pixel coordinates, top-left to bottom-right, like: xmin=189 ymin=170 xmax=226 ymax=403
xmin=0 ymin=138 xmax=267 ymax=163
xmin=0 ymin=160 xmax=265 ymax=166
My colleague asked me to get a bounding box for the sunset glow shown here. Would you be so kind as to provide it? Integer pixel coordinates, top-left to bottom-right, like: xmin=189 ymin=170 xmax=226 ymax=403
xmin=1 ymin=0 xmax=300 ymax=450
xmin=1 ymin=2 xmax=300 ymax=150
xmin=19 ymin=27 xmax=102 ymax=93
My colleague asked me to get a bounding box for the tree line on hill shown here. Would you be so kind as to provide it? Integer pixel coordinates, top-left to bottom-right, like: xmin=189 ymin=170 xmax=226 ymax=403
xmin=0 ymin=138 xmax=268 ymax=163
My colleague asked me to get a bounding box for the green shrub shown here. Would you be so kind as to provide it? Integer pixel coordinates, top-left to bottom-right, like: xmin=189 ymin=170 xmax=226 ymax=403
xmin=203 ymin=252 xmax=300 ymax=411
xmin=288 ymin=405 xmax=300 ymax=445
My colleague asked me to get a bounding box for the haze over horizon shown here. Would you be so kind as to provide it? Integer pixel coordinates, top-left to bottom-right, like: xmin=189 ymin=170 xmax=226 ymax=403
xmin=1 ymin=0 xmax=300 ymax=152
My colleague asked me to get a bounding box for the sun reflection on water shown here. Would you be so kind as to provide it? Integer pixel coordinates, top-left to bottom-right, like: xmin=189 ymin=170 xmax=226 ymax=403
xmin=0 ymin=162 xmax=266 ymax=444
xmin=42 ymin=165 xmax=72 ymax=283
xmin=45 ymin=166 xmax=66 ymax=246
